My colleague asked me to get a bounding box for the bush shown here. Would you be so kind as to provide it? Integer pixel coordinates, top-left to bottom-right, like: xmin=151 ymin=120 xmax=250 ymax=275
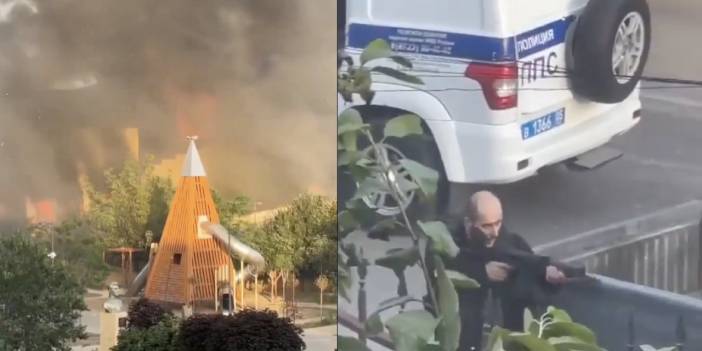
xmin=127 ymin=298 xmax=171 ymax=330
xmin=227 ymin=309 xmax=305 ymax=351
xmin=113 ymin=316 xmax=180 ymax=351
xmin=179 ymin=314 xmax=222 ymax=351
xmin=179 ymin=309 xmax=305 ymax=351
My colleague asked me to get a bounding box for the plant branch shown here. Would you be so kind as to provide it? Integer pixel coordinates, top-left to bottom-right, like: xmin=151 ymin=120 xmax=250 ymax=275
xmin=363 ymin=129 xmax=439 ymax=314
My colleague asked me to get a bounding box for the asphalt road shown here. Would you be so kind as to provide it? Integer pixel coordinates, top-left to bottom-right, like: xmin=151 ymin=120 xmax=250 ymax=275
xmin=447 ymin=0 xmax=702 ymax=247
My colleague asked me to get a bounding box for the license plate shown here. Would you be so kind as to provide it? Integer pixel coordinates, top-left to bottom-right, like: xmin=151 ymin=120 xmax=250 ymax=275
xmin=521 ymin=108 xmax=565 ymax=140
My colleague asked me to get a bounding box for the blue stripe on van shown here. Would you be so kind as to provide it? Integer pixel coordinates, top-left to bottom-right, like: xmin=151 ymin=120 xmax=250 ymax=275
xmin=347 ymin=16 xmax=575 ymax=61
xmin=347 ymin=23 xmax=516 ymax=61
xmin=515 ymin=16 xmax=575 ymax=58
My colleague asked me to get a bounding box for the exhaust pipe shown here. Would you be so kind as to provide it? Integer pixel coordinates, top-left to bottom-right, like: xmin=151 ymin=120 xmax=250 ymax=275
xmin=200 ymin=222 xmax=266 ymax=283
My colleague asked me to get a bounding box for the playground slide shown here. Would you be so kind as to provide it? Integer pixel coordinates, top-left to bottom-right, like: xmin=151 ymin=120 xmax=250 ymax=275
xmin=200 ymin=221 xmax=266 ymax=283
xmin=127 ymin=222 xmax=265 ymax=296
xmin=127 ymin=261 xmax=151 ymax=296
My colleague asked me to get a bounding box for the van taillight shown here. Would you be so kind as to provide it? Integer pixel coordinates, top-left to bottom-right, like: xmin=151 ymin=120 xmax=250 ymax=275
xmin=465 ymin=62 xmax=518 ymax=110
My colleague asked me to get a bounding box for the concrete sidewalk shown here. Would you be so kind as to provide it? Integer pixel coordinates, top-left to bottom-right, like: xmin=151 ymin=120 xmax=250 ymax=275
xmin=303 ymin=325 xmax=337 ymax=351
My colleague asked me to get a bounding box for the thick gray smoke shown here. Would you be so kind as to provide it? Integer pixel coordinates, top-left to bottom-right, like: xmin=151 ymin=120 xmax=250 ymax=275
xmin=0 ymin=0 xmax=336 ymax=221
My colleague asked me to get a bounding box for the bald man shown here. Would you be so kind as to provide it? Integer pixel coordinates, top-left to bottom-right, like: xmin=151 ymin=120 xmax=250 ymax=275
xmin=448 ymin=191 xmax=566 ymax=350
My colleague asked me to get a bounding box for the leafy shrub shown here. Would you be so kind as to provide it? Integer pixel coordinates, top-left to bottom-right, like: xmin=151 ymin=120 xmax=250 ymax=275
xmin=113 ymin=315 xmax=180 ymax=351
xmin=179 ymin=309 xmax=305 ymax=351
xmin=127 ymin=298 xmax=171 ymax=330
xmin=227 ymin=309 xmax=305 ymax=351
xmin=178 ymin=314 xmax=222 ymax=351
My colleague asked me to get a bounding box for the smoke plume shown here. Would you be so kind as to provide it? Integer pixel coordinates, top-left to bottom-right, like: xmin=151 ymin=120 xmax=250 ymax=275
xmin=0 ymin=0 xmax=336 ymax=221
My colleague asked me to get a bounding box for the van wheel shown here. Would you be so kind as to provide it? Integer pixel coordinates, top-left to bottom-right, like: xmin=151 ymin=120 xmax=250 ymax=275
xmin=570 ymin=0 xmax=651 ymax=103
xmin=338 ymin=107 xmax=448 ymax=220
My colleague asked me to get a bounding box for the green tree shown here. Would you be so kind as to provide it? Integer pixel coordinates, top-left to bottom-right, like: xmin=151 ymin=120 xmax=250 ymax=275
xmin=113 ymin=315 xmax=180 ymax=351
xmin=211 ymin=189 xmax=252 ymax=230
xmin=242 ymin=194 xmax=336 ymax=277
xmin=0 ymin=234 xmax=87 ymax=351
xmin=286 ymin=194 xmax=337 ymax=276
xmin=242 ymin=219 xmax=296 ymax=274
xmin=86 ymin=155 xmax=174 ymax=248
xmin=29 ymin=218 xmax=110 ymax=289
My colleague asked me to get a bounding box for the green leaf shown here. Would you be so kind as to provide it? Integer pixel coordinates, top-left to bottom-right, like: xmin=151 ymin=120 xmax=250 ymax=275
xmin=360 ymin=89 xmax=375 ymax=104
xmin=418 ymin=221 xmax=459 ymax=259
xmin=445 ymin=269 xmax=480 ymax=289
xmin=369 ymin=218 xmax=398 ymax=233
xmin=506 ymin=333 xmax=557 ymax=351
xmin=377 ymin=295 xmax=419 ymax=312
xmin=361 ymin=39 xmax=394 ymax=65
xmin=341 ymin=241 xmax=362 ymax=266
xmin=523 ymin=308 xmax=535 ymax=334
xmin=340 ymin=128 xmax=359 ymax=152
xmin=543 ymin=322 xmax=597 ymax=345
xmin=352 ymin=177 xmax=391 ymax=202
xmin=434 ymin=256 xmax=460 ymax=351
xmin=391 ymin=55 xmax=413 ymax=68
xmin=338 ymin=261 xmax=352 ymax=302
xmin=345 ymin=203 xmax=378 ymax=229
xmin=354 ymin=68 xmax=373 ymax=93
xmin=547 ymin=306 xmax=573 ymax=323
xmin=384 ymin=114 xmax=424 ymax=139
xmin=375 ymin=247 xmax=420 ymax=271
xmin=348 ymin=164 xmax=372 ymax=182
xmin=338 ymin=336 xmax=372 ymax=351
xmin=372 ymin=66 xmax=424 ymax=85
xmin=548 ymin=337 xmax=603 ymax=351
xmin=491 ymin=336 xmax=505 ymax=351
xmin=339 ymin=150 xmax=364 ymax=166
xmin=338 ymin=210 xmax=359 ymax=232
xmin=365 ymin=314 xmax=385 ymax=335
xmin=338 ymin=77 xmax=355 ymax=103
xmin=385 ymin=310 xmax=440 ymax=351
xmin=366 ymin=296 xmax=423 ymax=336
xmin=486 ymin=326 xmax=511 ymax=351
xmin=399 ymin=159 xmax=439 ymax=197
xmin=338 ymin=108 xmax=366 ymax=135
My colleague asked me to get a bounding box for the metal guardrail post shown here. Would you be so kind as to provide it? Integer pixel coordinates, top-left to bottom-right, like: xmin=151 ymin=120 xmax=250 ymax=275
xmin=627 ymin=312 xmax=636 ymax=351
xmin=676 ymin=315 xmax=686 ymax=351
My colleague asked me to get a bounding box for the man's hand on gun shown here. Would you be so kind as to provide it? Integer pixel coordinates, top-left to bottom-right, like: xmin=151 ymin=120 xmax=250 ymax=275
xmin=545 ymin=265 xmax=567 ymax=284
xmin=485 ymin=261 xmax=568 ymax=284
xmin=485 ymin=261 xmax=513 ymax=282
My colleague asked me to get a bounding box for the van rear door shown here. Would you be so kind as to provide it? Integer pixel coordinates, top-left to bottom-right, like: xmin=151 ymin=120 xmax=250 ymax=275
xmin=503 ymin=1 xmax=614 ymax=142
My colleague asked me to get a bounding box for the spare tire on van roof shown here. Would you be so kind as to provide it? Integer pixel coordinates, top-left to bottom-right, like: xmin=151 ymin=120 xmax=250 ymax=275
xmin=570 ymin=0 xmax=651 ymax=104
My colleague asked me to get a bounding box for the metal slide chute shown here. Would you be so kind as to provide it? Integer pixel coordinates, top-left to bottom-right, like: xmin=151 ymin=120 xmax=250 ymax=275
xmin=200 ymin=221 xmax=266 ymax=282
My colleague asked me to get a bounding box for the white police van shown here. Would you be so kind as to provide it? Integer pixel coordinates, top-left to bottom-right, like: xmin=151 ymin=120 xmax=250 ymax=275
xmin=339 ymin=0 xmax=651 ymax=215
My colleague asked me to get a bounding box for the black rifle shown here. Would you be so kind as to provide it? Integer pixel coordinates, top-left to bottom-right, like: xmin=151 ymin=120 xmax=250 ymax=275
xmin=460 ymin=246 xmax=589 ymax=304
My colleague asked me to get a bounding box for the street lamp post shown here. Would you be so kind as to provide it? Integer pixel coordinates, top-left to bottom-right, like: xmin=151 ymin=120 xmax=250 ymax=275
xmin=48 ymin=226 xmax=56 ymax=265
xmin=253 ymin=201 xmax=263 ymax=223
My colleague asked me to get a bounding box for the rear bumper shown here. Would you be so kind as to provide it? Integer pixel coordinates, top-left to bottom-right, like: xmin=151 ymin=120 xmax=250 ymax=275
xmin=427 ymin=98 xmax=641 ymax=184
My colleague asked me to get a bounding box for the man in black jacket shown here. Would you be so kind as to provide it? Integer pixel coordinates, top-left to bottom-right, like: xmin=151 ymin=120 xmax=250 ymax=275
xmin=448 ymin=191 xmax=567 ymax=351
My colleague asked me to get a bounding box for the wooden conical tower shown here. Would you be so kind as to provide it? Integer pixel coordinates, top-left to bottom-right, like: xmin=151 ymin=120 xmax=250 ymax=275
xmin=144 ymin=137 xmax=234 ymax=306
